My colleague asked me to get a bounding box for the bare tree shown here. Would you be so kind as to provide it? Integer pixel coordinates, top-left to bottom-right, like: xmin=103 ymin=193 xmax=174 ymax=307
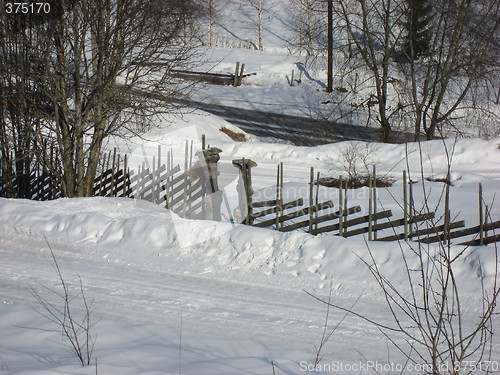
xmin=400 ymin=0 xmax=500 ymax=139
xmin=326 ymin=0 xmax=333 ymax=93
xmin=246 ymin=0 xmax=265 ymax=51
xmin=1 ymin=0 xmax=200 ymax=198
xmin=332 ymin=0 xmax=499 ymax=141
xmin=209 ymin=0 xmax=216 ymax=46
xmin=28 ymin=241 xmax=96 ymax=366
xmin=289 ymin=0 xmax=327 ymax=57
xmin=0 ymin=8 xmax=48 ymax=198
xmin=333 ymin=0 xmax=406 ymax=142
xmin=309 ymin=238 xmax=499 ymax=374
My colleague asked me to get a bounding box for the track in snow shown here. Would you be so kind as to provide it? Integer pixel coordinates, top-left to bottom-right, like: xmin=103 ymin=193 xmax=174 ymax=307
xmin=0 ymin=232 xmax=399 ymax=362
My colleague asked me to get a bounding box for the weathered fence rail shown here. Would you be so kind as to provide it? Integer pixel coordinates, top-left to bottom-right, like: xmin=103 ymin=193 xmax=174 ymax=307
xmin=419 ymin=220 xmax=500 ymax=244
xmin=132 ymin=61 xmax=255 ymax=86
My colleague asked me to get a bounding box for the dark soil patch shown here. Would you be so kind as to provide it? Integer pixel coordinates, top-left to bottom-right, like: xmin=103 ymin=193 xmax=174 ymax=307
xmin=316 ymin=175 xmax=394 ymax=189
xmin=220 ymin=127 xmax=247 ymax=142
xmin=426 ymin=177 xmax=452 ymax=185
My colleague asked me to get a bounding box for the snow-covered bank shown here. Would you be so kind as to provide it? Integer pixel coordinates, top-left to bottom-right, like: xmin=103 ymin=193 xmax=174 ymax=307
xmin=1 ymin=107 xmax=499 ymax=374
xmin=1 ymin=184 xmax=498 ymax=374
xmin=0 ymin=196 xmax=497 ymax=291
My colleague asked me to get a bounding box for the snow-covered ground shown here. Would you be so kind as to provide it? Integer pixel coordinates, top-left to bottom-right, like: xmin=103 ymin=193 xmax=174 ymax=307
xmin=1 ymin=107 xmax=499 ymax=373
xmin=186 ymin=0 xmax=499 ymax=139
xmin=1 ymin=1 xmax=499 ymax=373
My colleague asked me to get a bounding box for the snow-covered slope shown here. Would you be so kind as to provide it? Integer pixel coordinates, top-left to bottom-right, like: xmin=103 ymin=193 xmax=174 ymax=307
xmin=1 ymin=0 xmax=499 ymax=371
xmin=1 ymin=130 xmax=499 ymax=374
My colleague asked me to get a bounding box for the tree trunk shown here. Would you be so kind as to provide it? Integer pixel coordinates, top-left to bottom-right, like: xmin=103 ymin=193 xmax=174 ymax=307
xmin=258 ymin=0 xmax=264 ymax=50
xmin=209 ymin=0 xmax=214 ymax=46
xmin=327 ymin=0 xmax=333 ymax=93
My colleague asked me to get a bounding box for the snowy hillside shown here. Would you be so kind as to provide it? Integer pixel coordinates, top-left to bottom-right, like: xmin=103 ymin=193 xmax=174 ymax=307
xmin=1 ymin=107 xmax=499 ymax=373
xmin=187 ymin=0 xmax=499 ymax=139
xmin=1 ymin=1 xmax=499 ymax=374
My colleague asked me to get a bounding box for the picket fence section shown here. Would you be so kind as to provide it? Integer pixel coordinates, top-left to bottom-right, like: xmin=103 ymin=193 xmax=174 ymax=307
xmin=92 ymin=144 xmax=223 ymax=221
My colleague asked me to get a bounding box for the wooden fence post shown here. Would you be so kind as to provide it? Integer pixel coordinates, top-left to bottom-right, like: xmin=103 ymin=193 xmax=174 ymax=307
xmin=234 ymin=62 xmax=240 ymax=87
xmin=276 ymin=162 xmax=284 ymax=231
xmin=343 ymin=180 xmax=348 ymax=237
xmin=479 ymin=183 xmax=484 ymax=245
xmin=309 ymin=167 xmax=314 ymax=233
xmin=339 ymin=176 xmax=344 ymax=237
xmin=165 ymin=150 xmax=171 ymax=208
xmin=232 ymin=158 xmax=257 ymax=225
xmin=485 ymin=205 xmax=490 ymax=241
xmin=238 ymin=63 xmax=245 ymax=86
xmin=444 ymin=177 xmax=450 ymax=245
xmin=203 ymin=147 xmax=223 ymax=221
xmin=114 ymin=153 xmax=121 ymax=197
xmin=243 ymin=159 xmax=249 ymax=223
xmin=315 ymin=171 xmax=320 ymax=233
xmin=368 ymin=174 xmax=373 ymax=241
xmin=181 ymin=142 xmax=190 ymax=216
xmin=275 ymin=164 xmax=281 ymax=230
xmin=123 ymin=153 xmax=128 ymax=197
xmin=373 ymin=165 xmax=378 ymax=240
xmin=409 ymin=174 xmax=414 ymax=234
xmin=189 ymin=140 xmax=193 ymax=168
xmin=110 ymin=148 xmax=117 ymax=197
xmin=403 ymin=170 xmax=408 ymax=241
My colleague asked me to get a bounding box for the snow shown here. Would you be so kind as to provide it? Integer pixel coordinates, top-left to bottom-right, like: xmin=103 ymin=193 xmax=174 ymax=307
xmin=1 ymin=129 xmax=499 ymax=373
xmin=1 ymin=1 xmax=500 ymax=373
xmin=187 ymin=0 xmax=499 ymax=139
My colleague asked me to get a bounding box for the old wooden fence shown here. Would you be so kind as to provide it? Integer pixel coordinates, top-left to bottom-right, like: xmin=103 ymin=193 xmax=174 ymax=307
xmin=1 ymin=141 xmax=498 ymax=246
xmin=92 ymin=144 xmax=224 ymax=221
xmin=236 ymin=159 xmax=499 ymax=246
xmin=135 ymin=61 xmax=255 ymax=86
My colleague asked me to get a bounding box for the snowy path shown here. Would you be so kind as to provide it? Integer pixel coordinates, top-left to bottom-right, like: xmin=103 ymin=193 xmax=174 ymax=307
xmin=0 ymin=230 xmax=396 ymax=364
xmin=180 ymin=100 xmax=397 ymax=145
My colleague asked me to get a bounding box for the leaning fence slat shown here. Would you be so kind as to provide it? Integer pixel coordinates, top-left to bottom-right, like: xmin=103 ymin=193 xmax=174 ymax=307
xmin=458 ymin=234 xmax=500 ymax=246
xmin=346 ymin=212 xmax=435 ymax=237
xmin=251 ymin=200 xmax=277 ymax=208
xmin=278 ymin=201 xmax=337 ymax=232
xmin=312 ymin=206 xmax=362 ymax=227
xmin=377 ymin=220 xmax=465 ymax=242
xmin=419 ymin=220 xmax=500 ymax=244
xmin=170 ymin=180 xmax=203 ymax=209
xmin=308 ymin=206 xmax=363 ymax=235
xmin=250 ymin=198 xmax=303 ymax=219
xmin=254 ymin=200 xmax=330 ymax=228
xmin=283 ymin=205 xmax=358 ymax=233
xmin=314 ymin=209 xmax=392 ymax=236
